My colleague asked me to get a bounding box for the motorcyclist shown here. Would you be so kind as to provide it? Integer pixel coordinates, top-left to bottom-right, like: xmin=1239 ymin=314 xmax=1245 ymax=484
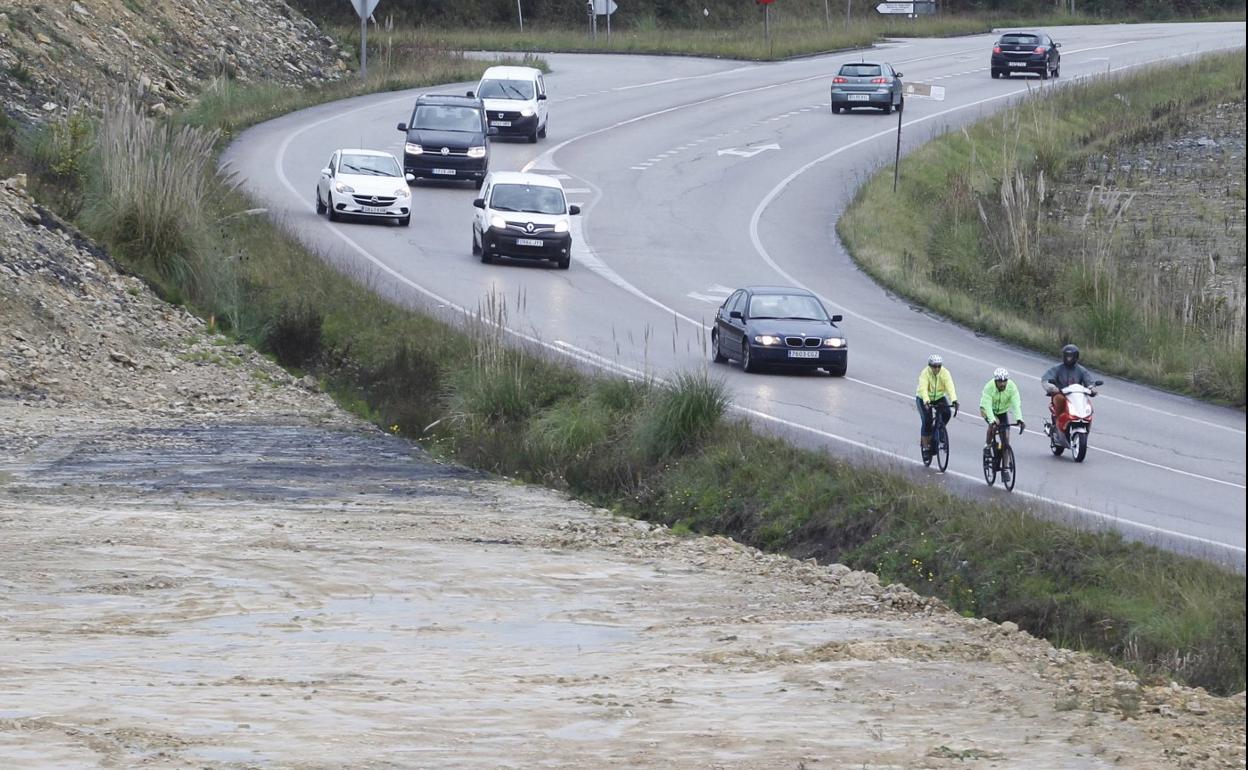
xmin=979 ymin=368 xmax=1024 ymax=453
xmin=916 ymin=354 xmax=958 ymax=453
xmin=1042 ymin=344 xmax=1097 ymax=435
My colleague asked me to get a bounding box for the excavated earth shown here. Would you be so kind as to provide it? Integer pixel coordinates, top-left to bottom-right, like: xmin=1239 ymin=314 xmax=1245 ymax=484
xmin=0 ymin=178 xmax=1245 ymax=768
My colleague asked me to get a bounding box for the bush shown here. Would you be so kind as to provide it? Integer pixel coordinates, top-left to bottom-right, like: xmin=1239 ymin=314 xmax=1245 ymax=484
xmin=631 ymin=370 xmax=728 ymax=462
xmin=262 ymin=302 xmax=324 ymax=368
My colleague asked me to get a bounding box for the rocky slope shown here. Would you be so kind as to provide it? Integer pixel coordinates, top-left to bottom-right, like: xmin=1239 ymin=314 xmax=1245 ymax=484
xmin=0 ymin=174 xmax=1245 ymax=767
xmin=0 ymin=0 xmax=347 ymax=123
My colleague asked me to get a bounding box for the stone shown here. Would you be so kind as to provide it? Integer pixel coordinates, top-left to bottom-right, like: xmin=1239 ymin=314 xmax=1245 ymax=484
xmin=999 ymin=621 xmax=1019 ymax=635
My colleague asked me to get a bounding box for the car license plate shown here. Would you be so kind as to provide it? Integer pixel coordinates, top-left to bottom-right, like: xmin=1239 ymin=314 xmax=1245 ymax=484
xmin=1009 ymin=62 xmax=1027 ymax=67
xmin=516 ymin=238 xmax=544 ymax=247
xmin=432 ymin=168 xmax=456 ymax=176
xmin=491 ymin=120 xmax=512 ymax=127
xmin=362 ymin=206 xmax=388 ymax=214
xmin=787 ymin=350 xmax=819 ymax=359
xmin=848 ymin=94 xmax=870 ymax=101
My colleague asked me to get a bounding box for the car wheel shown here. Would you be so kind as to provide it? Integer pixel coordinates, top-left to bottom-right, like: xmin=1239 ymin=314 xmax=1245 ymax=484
xmin=831 ymin=104 xmax=841 ymax=114
xmin=1040 ymin=65 xmax=1050 ymax=80
xmin=528 ymin=129 xmax=539 ymax=144
xmin=1053 ymin=63 xmax=1060 ymax=78
xmin=471 ymin=229 xmax=482 ymax=256
xmin=991 ymin=69 xmax=1000 ymax=79
xmin=882 ymin=102 xmax=893 ymax=115
xmin=556 ymin=255 xmax=570 ymax=270
xmin=825 ymin=360 xmax=847 ymax=377
xmin=538 ymin=121 xmax=547 ymax=139
xmin=741 ymin=339 xmax=758 ymax=373
xmin=315 ymin=190 xmax=326 ymax=215
xmin=711 ymin=330 xmax=727 ymax=364
xmin=481 ymin=249 xmax=493 ymax=264
xmin=327 ymin=193 xmax=339 ymax=222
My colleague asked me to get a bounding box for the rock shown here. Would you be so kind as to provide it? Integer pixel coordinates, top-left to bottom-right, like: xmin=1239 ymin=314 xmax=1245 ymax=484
xmin=35 ymin=33 xmax=53 ymax=45
xmin=108 ymin=350 xmax=137 ymax=368
xmin=999 ymin=621 xmax=1019 ymax=635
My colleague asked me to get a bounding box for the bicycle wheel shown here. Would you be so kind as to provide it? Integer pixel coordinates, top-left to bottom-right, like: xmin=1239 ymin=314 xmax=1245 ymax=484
xmin=936 ymin=426 xmax=950 ymax=472
xmin=982 ymin=446 xmax=997 ymax=486
xmin=1001 ymin=445 xmax=1016 ymax=491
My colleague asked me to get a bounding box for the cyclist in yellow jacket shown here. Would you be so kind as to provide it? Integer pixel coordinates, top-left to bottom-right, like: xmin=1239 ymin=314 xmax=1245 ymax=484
xmin=979 ymin=368 xmax=1025 ymax=449
xmin=916 ymin=354 xmax=958 ymax=452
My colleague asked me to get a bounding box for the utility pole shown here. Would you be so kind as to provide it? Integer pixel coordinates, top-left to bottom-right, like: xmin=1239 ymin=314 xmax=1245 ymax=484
xmin=516 ymin=0 xmax=524 ymax=30
xmin=845 ymin=0 xmax=852 ymax=31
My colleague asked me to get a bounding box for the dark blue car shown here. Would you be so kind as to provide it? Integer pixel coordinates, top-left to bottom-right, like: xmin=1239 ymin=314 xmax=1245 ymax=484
xmin=711 ymin=286 xmax=848 ymax=376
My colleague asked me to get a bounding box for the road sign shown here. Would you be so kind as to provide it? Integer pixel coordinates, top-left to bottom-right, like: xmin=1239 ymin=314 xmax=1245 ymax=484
xmin=351 ymin=0 xmax=381 ymax=18
xmin=756 ymin=0 xmax=776 ymax=5
xmin=902 ymin=81 xmax=946 ymax=100
xmin=592 ymin=0 xmax=617 ymax=14
xmin=875 ymin=2 xmax=913 ymax=13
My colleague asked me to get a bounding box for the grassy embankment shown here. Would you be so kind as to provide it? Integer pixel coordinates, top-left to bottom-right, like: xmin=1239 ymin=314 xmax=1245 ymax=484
xmin=329 ymin=9 xmax=1245 ymax=62
xmin=1 ymin=56 xmax=1243 ymax=696
xmin=840 ymin=50 xmax=1246 ymax=405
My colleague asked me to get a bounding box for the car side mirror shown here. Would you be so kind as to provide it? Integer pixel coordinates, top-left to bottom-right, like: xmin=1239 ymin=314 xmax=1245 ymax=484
xmin=396 ymin=122 xmax=407 ymax=132
xmin=466 ymin=90 xmax=475 ymax=98
xmin=568 ymin=205 xmax=580 ymax=215
xmin=405 ymin=173 xmax=415 ymax=182
xmin=320 ymin=167 xmax=332 ymax=177
xmin=537 ymin=93 xmax=548 ymax=101
xmin=894 ymin=71 xmax=903 ymax=78
xmin=729 ymin=310 xmax=743 ymax=320
xmin=1093 ymin=380 xmax=1104 ymax=386
xmin=1054 ymin=42 xmax=1061 ymax=48
xmin=830 ymin=314 xmax=843 ymax=323
xmin=472 ymin=198 xmax=485 ymax=209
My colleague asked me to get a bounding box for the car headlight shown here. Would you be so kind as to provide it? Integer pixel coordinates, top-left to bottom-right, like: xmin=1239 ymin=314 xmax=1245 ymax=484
xmin=554 ymin=220 xmax=569 ymax=233
xmin=489 ymin=214 xmax=507 ymax=230
xmin=520 ymin=107 xmax=535 ymax=117
xmin=753 ymin=335 xmax=783 ymax=346
xmin=824 ymin=337 xmax=846 ymax=348
xmin=467 ymin=145 xmax=487 ymax=159
xmin=334 ymin=182 xmax=354 ymax=194
xmin=394 ymin=188 xmax=410 ymax=198
xmin=404 ymin=142 xmax=423 ymax=155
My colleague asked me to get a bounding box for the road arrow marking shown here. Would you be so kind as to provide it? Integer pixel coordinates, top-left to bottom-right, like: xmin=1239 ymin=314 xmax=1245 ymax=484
xmin=687 ymin=284 xmax=735 ymax=303
xmin=716 ymin=143 xmax=780 ymax=159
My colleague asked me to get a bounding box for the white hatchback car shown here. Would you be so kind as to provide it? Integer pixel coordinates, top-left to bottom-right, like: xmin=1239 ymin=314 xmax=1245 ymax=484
xmin=471 ymin=65 xmax=549 ymax=143
xmin=316 ymin=148 xmax=412 ymax=226
xmin=472 ymin=171 xmax=580 ymax=269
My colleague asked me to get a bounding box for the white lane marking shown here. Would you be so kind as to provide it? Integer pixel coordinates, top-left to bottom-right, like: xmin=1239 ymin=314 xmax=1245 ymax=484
xmin=746 ymin=44 xmax=1247 ymax=438
xmin=717 ymin=143 xmax=781 ymax=158
xmin=630 ymin=166 xmax=648 ymax=170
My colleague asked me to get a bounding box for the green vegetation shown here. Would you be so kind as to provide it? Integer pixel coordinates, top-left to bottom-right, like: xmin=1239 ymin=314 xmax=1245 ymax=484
xmin=840 ymin=51 xmax=1246 ymax=405
xmin=6 ymin=46 xmax=1243 ymax=697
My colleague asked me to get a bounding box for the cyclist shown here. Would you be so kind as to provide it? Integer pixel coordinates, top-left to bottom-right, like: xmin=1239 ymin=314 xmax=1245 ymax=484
xmin=916 ymin=354 xmax=958 ymax=453
xmin=1042 ymin=344 xmax=1097 ymax=434
xmin=979 ymin=368 xmax=1024 ymax=457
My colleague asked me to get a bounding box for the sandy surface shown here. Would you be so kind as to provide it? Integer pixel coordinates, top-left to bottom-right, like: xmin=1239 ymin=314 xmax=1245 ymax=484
xmin=2 ymin=405 xmax=1243 ymax=769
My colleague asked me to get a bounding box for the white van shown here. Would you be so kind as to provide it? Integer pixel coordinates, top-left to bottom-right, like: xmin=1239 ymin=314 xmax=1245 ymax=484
xmin=471 ymin=66 xmax=549 ymax=143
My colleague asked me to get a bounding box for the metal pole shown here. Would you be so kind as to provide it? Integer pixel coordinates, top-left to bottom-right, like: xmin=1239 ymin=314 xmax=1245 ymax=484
xmin=764 ymin=5 xmax=771 ymax=57
xmin=593 ymin=12 xmax=597 ymax=41
xmin=606 ymin=5 xmax=611 ymax=43
xmin=359 ymin=14 xmax=367 ymax=79
xmin=845 ymin=0 xmax=851 ymax=31
xmin=892 ymin=105 xmax=902 ymax=192
xmin=824 ymin=0 xmax=830 ymax=31
xmin=517 ymin=0 xmax=524 ymax=30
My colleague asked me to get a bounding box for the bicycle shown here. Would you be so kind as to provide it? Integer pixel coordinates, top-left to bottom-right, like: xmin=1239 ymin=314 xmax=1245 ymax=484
xmin=983 ymin=421 xmax=1024 ymax=491
xmin=921 ymin=400 xmax=956 ymax=472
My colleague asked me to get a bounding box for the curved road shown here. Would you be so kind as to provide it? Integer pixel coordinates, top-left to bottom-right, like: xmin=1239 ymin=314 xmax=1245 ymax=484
xmin=226 ymin=22 xmax=1247 ymax=568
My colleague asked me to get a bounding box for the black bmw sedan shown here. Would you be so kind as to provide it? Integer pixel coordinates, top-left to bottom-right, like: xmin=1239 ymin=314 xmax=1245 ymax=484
xmin=711 ymin=286 xmax=848 ymax=376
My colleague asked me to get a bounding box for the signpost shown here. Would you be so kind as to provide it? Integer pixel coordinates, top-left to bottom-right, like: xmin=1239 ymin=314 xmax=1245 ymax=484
xmin=875 ymin=1 xmax=913 ymax=13
xmin=756 ymin=0 xmax=775 ymax=58
xmin=590 ymin=0 xmax=618 ymax=42
xmin=350 ymin=0 xmax=381 ymax=79
xmin=892 ymin=81 xmax=944 ymax=192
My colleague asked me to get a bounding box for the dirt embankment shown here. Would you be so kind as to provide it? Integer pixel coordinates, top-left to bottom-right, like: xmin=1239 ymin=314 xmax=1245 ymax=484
xmin=0 ymin=178 xmax=1244 ymax=767
xmin=0 ymin=0 xmax=347 ymax=122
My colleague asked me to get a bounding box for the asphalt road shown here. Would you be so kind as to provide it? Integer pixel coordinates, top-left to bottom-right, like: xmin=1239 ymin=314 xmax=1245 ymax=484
xmin=225 ymin=22 xmax=1247 ymax=568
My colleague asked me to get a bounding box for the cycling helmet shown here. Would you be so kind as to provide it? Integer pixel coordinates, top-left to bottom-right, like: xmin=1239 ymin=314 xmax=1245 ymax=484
xmin=927 ymin=354 xmax=944 ymax=366
xmin=1061 ymin=344 xmax=1080 ymax=366
xmin=993 ymin=367 xmax=1009 ymax=381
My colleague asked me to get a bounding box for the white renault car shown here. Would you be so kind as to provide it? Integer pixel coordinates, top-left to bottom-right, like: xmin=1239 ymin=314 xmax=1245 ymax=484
xmin=316 ymin=148 xmax=412 ymax=226
xmin=471 ymin=65 xmax=549 ymax=143
xmin=472 ymin=171 xmax=579 ymax=269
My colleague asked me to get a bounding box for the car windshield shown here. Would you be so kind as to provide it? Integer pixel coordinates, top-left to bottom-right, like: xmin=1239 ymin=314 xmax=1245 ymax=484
xmin=477 ymin=79 xmax=536 ymax=100
xmin=490 ymin=183 xmax=566 ymax=214
xmin=839 ymin=64 xmax=883 ymax=77
xmin=748 ymin=294 xmax=828 ymax=320
xmin=338 ymin=153 xmax=401 ymax=177
xmin=411 ymin=105 xmax=481 ymax=132
xmin=1000 ymin=34 xmax=1040 ymax=45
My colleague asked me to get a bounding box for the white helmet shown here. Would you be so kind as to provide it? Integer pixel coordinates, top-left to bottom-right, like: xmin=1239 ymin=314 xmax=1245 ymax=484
xmin=993 ymin=367 xmax=1009 ymax=381
xmin=927 ymin=354 xmax=944 ymax=366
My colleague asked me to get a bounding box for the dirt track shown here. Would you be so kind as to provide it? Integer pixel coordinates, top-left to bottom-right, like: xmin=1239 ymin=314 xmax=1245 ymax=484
xmin=2 ymin=403 xmax=1243 ymax=769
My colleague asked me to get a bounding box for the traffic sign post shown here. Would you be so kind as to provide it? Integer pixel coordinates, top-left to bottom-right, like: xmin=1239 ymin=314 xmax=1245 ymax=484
xmin=350 ymin=0 xmax=381 ymax=79
xmin=875 ymin=1 xmax=913 ymax=13
xmin=756 ymin=0 xmax=775 ymax=58
xmin=589 ymin=0 xmax=618 ymax=43
xmin=892 ymin=81 xmax=944 ymax=192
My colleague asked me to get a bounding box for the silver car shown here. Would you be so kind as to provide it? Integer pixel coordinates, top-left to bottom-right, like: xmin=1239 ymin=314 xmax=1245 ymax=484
xmin=830 ymin=61 xmax=905 ymax=115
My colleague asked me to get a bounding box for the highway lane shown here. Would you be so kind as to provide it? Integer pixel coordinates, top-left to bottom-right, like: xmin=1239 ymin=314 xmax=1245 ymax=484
xmin=225 ymin=23 xmax=1246 ymax=567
